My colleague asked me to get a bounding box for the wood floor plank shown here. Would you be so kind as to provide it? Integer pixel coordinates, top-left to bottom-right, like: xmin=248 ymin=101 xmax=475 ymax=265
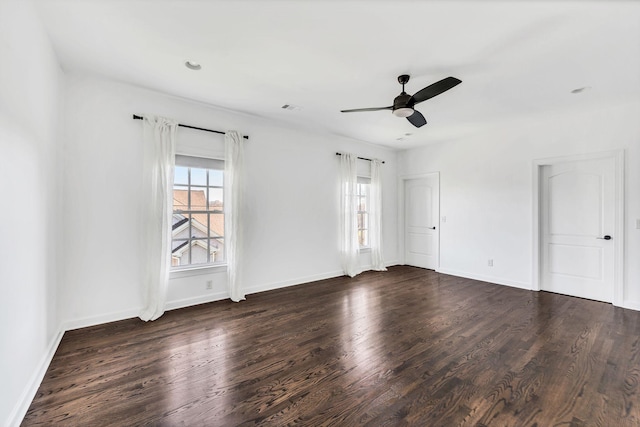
xmin=22 ymin=266 xmax=640 ymax=426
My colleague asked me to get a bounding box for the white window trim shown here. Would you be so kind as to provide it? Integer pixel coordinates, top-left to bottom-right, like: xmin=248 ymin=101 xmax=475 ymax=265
xmin=170 ymin=263 xmax=227 ymax=279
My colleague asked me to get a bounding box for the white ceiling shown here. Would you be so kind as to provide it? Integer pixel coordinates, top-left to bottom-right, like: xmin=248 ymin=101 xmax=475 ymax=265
xmin=34 ymin=0 xmax=640 ymax=149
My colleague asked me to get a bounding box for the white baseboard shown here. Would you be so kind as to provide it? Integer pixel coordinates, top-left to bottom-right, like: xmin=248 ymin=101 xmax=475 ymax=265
xmin=7 ymin=328 xmax=64 ymax=427
xmin=62 ymin=307 xmax=141 ymax=331
xmin=243 ymin=263 xmax=401 ymax=296
xmin=436 ymin=268 xmax=532 ymax=290
xmin=165 ymin=291 xmax=229 ymax=311
xmin=434 ymin=269 xmax=639 ymax=312
xmin=170 ymin=263 xmax=403 ymax=305
xmin=62 ymin=266 xmax=384 ymax=330
xmin=622 ymin=300 xmax=640 ymax=311
xmin=243 ymin=269 xmax=345 ymax=296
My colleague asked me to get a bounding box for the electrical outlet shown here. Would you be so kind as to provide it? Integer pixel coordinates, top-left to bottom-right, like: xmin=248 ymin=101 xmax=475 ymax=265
xmin=488 ymin=259 xmax=494 ymax=267
xmin=206 ymin=280 xmax=213 ymax=290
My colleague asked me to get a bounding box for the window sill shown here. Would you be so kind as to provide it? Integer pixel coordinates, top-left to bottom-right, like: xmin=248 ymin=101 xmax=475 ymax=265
xmin=170 ymin=263 xmax=227 ymax=279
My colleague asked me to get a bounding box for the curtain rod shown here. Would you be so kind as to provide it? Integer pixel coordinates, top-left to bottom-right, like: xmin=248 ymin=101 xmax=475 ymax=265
xmin=335 ymin=152 xmax=385 ymax=164
xmin=132 ymin=115 xmax=249 ymax=140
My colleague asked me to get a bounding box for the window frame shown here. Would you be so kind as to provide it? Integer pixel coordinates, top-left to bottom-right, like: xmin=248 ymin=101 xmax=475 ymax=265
xmin=356 ymin=176 xmax=371 ymax=249
xmin=171 ymin=155 xmax=226 ymax=271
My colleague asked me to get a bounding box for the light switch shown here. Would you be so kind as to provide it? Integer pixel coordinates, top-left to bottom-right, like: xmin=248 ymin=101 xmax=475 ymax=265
xmin=441 ymin=216 xmax=447 ymax=223
xmin=636 ymin=219 xmax=640 ymax=229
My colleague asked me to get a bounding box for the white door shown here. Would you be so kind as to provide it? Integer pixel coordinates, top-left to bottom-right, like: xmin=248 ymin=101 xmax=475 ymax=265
xmin=405 ymin=176 xmax=439 ymax=269
xmin=540 ymin=157 xmax=615 ymax=302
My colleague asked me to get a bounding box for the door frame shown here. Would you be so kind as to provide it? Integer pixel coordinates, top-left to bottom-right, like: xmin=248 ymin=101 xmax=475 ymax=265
xmin=532 ymin=150 xmax=625 ymax=306
xmin=398 ymin=172 xmax=440 ymax=268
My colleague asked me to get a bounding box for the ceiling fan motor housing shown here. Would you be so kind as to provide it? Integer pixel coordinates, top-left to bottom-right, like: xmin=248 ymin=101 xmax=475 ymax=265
xmin=393 ymin=92 xmax=414 ymax=111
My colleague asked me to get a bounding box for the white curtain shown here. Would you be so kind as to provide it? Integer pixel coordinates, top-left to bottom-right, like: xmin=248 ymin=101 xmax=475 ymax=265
xmin=340 ymin=153 xmax=362 ymax=277
xmin=225 ymin=131 xmax=245 ymax=302
xmin=369 ymin=159 xmax=387 ymax=271
xmin=139 ymin=115 xmax=178 ymax=321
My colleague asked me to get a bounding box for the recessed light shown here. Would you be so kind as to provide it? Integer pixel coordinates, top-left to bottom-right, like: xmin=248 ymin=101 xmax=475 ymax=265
xmin=571 ymin=86 xmax=591 ymax=94
xmin=185 ymin=61 xmax=202 ymax=70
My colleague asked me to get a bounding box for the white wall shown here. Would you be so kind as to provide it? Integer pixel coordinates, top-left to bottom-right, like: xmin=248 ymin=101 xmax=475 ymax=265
xmin=60 ymin=75 xmax=398 ymax=329
xmin=0 ymin=0 xmax=63 ymax=425
xmin=398 ymin=101 xmax=640 ymax=309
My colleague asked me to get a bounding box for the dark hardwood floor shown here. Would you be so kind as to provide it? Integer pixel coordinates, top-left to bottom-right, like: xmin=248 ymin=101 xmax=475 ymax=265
xmin=23 ymin=266 xmax=640 ymax=426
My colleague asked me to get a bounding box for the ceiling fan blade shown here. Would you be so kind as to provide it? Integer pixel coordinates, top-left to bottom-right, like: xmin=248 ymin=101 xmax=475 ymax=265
xmin=412 ymin=77 xmax=462 ymax=104
xmin=340 ymin=106 xmax=393 ymax=113
xmin=407 ymin=110 xmax=427 ymax=128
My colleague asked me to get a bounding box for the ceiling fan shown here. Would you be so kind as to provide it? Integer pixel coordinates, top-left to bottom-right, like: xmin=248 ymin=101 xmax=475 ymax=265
xmin=341 ymin=75 xmax=462 ymax=128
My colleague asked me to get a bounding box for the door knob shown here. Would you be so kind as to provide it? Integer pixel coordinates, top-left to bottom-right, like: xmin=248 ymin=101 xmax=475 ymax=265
xmin=429 ymin=227 xmax=436 ymax=230
xmin=596 ymin=235 xmax=612 ymax=240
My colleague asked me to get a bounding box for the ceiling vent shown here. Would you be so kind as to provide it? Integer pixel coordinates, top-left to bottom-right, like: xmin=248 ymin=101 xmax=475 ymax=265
xmin=281 ymin=104 xmax=302 ymax=111
xmin=184 ymin=60 xmax=202 ymax=70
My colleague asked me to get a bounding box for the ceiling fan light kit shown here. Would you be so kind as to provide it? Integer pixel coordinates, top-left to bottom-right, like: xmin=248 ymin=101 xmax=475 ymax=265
xmin=393 ymin=107 xmax=414 ymax=118
xmin=341 ymin=74 xmax=462 ymax=128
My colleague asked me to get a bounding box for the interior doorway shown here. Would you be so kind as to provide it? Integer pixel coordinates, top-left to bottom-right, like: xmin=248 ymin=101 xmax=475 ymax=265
xmin=533 ymin=151 xmax=624 ymax=305
xmin=403 ymin=174 xmax=439 ymax=270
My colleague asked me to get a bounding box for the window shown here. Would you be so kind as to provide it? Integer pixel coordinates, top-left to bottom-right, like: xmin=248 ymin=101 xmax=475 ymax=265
xmin=356 ymin=177 xmax=370 ymax=248
xmin=171 ymin=155 xmax=225 ymax=268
